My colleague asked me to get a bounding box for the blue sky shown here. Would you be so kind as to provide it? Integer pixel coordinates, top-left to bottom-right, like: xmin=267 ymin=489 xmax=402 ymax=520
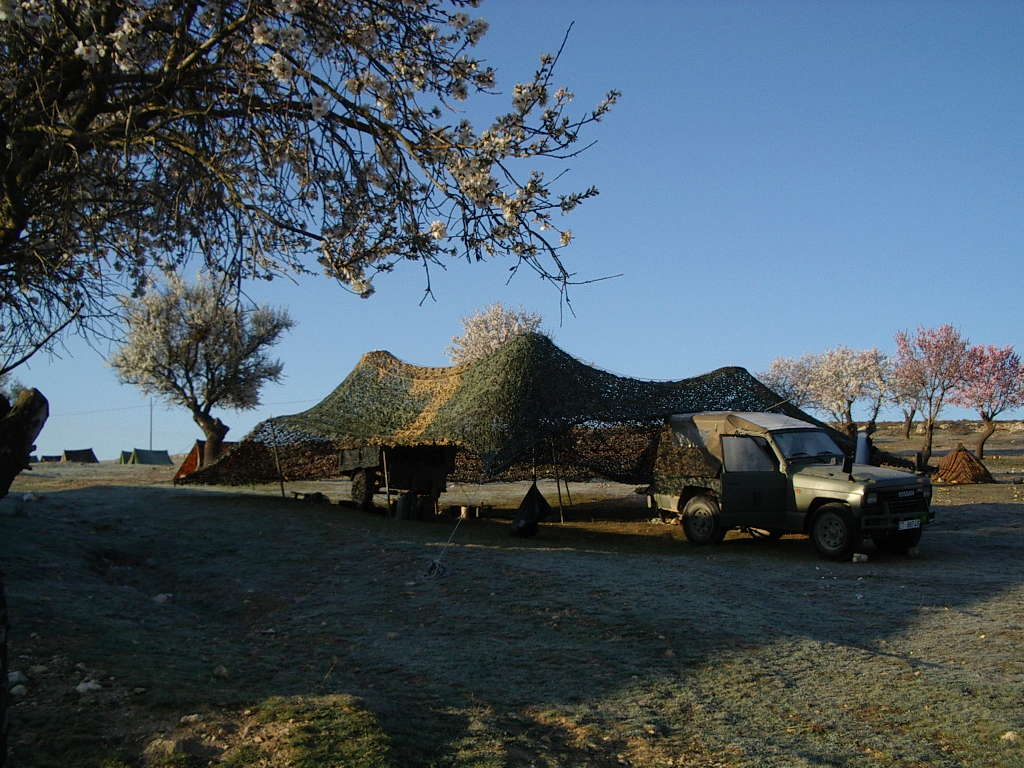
xmin=18 ymin=0 xmax=1024 ymax=459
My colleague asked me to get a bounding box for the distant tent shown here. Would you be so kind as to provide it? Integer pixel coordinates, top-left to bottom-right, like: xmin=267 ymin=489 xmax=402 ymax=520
xmin=174 ymin=440 xmax=236 ymax=482
xmin=61 ymin=449 xmax=98 ymax=463
xmin=28 ymin=455 xmax=38 ymax=463
xmin=119 ymin=448 xmax=173 ymax=465
xmin=41 ymin=455 xmax=61 ymax=463
xmin=936 ymin=444 xmax=993 ymax=484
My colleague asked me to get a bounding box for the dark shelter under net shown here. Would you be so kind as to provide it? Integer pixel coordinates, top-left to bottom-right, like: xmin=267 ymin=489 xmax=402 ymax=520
xmin=183 ymin=333 xmax=827 ymax=486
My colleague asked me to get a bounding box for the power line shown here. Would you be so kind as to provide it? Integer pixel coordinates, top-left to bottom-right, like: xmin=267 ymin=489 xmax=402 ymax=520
xmin=48 ymin=398 xmax=317 ymax=419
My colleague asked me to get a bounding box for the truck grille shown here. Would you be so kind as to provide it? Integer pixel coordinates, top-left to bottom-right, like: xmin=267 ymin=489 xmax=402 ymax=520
xmin=860 ymin=493 xmax=930 ymax=530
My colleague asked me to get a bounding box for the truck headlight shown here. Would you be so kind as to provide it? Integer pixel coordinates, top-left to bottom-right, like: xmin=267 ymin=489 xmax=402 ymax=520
xmin=865 ymin=493 xmax=877 ymax=506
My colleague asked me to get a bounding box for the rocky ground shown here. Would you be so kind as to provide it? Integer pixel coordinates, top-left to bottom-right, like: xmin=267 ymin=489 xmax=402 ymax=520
xmin=1 ymin=422 xmax=1022 ymax=767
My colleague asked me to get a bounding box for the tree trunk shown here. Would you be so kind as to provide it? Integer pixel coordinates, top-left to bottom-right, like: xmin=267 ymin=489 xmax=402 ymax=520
xmin=0 ymin=389 xmax=49 ymax=499
xmin=919 ymin=419 xmax=936 ymax=469
xmin=901 ymin=407 xmax=916 ymax=440
xmin=842 ymin=404 xmax=857 ymax=439
xmin=975 ymin=417 xmax=996 ymax=460
xmin=1 ymin=569 xmax=7 ymax=768
xmin=193 ymin=413 xmax=230 ymax=467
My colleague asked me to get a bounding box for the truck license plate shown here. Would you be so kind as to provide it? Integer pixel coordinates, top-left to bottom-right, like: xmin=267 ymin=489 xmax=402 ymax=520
xmin=898 ymin=518 xmax=921 ymax=531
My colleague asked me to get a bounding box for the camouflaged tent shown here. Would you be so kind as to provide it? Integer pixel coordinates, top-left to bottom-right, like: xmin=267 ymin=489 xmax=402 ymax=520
xmin=184 ymin=333 xmax=824 ymax=486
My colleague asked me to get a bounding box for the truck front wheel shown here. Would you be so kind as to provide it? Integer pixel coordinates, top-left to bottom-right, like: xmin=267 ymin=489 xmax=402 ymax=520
xmin=811 ymin=504 xmax=860 ymax=560
xmin=681 ymin=495 xmax=725 ymax=545
xmin=873 ymin=527 xmax=922 ymax=554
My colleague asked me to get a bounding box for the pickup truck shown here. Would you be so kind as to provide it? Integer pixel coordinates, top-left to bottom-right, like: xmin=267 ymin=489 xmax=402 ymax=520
xmin=648 ymin=411 xmax=933 ymax=559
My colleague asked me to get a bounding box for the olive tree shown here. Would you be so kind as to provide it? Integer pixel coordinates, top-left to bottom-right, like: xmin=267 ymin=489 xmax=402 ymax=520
xmin=0 ymin=0 xmax=618 ymax=372
xmin=110 ymin=275 xmax=294 ymax=466
xmin=446 ymin=302 xmax=543 ymax=365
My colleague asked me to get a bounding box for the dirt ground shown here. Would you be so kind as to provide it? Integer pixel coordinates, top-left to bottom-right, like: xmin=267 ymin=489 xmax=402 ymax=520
xmin=2 ymin=423 xmax=1023 ymax=767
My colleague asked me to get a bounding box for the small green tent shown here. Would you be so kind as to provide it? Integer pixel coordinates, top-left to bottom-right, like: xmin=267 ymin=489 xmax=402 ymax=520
xmin=61 ymin=449 xmax=98 ymax=463
xmin=119 ymin=448 xmax=173 ymax=465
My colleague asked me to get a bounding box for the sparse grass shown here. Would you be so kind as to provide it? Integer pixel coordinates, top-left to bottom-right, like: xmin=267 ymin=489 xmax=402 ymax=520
xmin=3 ymin=427 xmax=1024 ymax=767
xmin=250 ymin=695 xmax=396 ymax=768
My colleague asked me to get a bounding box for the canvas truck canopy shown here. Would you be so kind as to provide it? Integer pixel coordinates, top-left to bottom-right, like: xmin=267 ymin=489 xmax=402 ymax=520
xmin=668 ymin=412 xmax=818 ymax=465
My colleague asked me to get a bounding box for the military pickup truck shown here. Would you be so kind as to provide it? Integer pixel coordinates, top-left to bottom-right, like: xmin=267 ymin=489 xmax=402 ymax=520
xmin=648 ymin=411 xmax=933 ymax=559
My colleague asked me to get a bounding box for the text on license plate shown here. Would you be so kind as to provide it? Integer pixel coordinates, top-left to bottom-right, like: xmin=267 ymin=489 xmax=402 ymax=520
xmin=898 ymin=518 xmax=921 ymax=530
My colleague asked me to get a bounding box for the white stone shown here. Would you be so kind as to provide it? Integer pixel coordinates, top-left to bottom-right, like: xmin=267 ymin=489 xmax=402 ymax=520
xmin=1001 ymin=731 xmax=1019 ymax=743
xmin=75 ymin=680 xmax=103 ymax=694
xmin=8 ymin=670 xmax=28 ymax=685
xmin=152 ymin=593 xmax=173 ymax=604
xmin=9 ymin=684 xmax=27 ymax=697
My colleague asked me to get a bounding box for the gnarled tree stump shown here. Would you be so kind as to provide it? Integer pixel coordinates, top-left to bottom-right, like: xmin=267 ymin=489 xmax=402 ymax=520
xmin=0 ymin=387 xmax=48 ymax=768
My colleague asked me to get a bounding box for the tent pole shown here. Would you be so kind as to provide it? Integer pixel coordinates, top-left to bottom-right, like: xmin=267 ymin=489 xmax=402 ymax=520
xmin=551 ymin=440 xmax=564 ymax=524
xmin=382 ymin=447 xmax=392 ymax=512
xmin=268 ymin=419 xmax=286 ymax=498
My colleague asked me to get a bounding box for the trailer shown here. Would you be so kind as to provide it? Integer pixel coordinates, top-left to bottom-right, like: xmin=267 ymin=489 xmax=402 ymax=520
xmin=339 ymin=444 xmax=458 ymax=514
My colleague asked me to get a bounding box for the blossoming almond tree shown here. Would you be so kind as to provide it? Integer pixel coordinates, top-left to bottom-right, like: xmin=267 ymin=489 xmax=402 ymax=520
xmin=110 ymin=275 xmax=294 ymax=466
xmin=446 ymin=302 xmax=543 ymax=365
xmin=761 ymin=348 xmax=890 ymax=437
xmin=894 ymin=324 xmax=970 ymax=467
xmin=0 ymin=0 xmax=619 ymax=371
xmin=806 ymin=346 xmax=867 ymax=437
xmin=759 ymin=355 xmax=816 ymax=409
xmin=949 ymin=344 xmax=1024 ymax=459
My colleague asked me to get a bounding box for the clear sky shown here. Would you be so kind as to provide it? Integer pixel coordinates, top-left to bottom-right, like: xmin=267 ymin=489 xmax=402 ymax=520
xmin=18 ymin=0 xmax=1024 ymax=460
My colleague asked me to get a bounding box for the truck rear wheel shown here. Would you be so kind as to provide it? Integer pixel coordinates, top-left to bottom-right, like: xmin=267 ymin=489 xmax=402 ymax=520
xmin=681 ymin=495 xmax=725 ymax=545
xmin=873 ymin=527 xmax=922 ymax=554
xmin=811 ymin=504 xmax=859 ymax=560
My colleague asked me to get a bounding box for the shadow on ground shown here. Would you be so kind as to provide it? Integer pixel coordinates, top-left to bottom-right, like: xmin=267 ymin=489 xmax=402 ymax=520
xmin=2 ymin=486 xmax=1022 ymax=767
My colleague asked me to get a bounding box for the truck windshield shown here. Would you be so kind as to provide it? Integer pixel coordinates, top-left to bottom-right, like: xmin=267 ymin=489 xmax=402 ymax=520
xmin=772 ymin=429 xmax=844 ymax=463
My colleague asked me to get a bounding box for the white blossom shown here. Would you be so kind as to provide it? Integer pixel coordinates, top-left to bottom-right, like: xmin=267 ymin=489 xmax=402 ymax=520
xmin=310 ymin=94 xmax=330 ymax=119
xmin=252 ymin=22 xmax=274 ymax=46
xmin=74 ymin=40 xmax=104 ymax=64
xmin=267 ymin=53 xmax=294 ymax=83
xmin=429 ymin=220 xmax=447 ymax=240
xmin=447 ymin=303 xmax=544 ymax=365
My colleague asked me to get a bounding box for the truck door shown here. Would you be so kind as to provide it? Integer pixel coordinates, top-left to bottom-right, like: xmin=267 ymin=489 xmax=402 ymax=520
xmin=719 ymin=435 xmax=789 ymax=528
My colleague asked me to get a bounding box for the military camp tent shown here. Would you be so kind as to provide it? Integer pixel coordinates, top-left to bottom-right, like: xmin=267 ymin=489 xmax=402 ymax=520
xmin=61 ymin=449 xmax=98 ymax=463
xmin=173 ymin=440 xmax=237 ymax=482
xmin=119 ymin=448 xmax=173 ymax=465
xmin=181 ymin=333 xmax=826 ymax=486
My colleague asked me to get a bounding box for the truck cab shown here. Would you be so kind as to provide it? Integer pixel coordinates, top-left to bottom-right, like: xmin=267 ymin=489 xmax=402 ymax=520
xmin=649 ymin=411 xmax=933 ymax=559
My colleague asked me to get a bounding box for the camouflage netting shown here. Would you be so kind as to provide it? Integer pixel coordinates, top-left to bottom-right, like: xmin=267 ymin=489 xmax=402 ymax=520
xmin=182 ymin=333 xmax=824 ymax=486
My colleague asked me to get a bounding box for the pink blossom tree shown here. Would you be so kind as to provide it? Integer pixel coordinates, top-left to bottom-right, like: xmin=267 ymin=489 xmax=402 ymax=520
xmin=889 ymin=355 xmax=926 ymax=439
xmin=894 ymin=324 xmax=970 ymax=467
xmin=949 ymin=345 xmax=1024 ymax=459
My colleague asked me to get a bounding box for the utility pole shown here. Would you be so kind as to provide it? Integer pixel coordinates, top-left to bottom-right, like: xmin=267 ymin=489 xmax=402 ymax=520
xmin=149 ymin=398 xmax=153 ymax=450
